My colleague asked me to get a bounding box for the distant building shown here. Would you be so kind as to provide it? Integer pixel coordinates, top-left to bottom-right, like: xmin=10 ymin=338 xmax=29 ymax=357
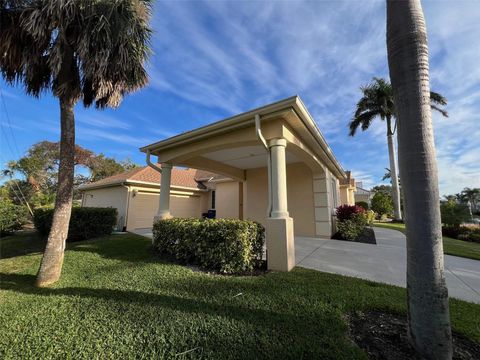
xmin=354 ymin=182 xmax=373 ymax=205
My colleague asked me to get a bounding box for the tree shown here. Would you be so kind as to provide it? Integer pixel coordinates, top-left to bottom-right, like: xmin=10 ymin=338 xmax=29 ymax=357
xmin=349 ymin=78 xmax=447 ymax=222
xmin=370 ymin=191 xmax=393 ymax=217
xmin=89 ymin=155 xmax=138 ymax=182
xmin=461 ymin=187 xmax=480 ymax=214
xmin=1 ymin=1 xmax=152 ymax=287
xmin=386 ymin=0 xmax=452 ymax=358
xmin=440 ymin=200 xmax=470 ymax=228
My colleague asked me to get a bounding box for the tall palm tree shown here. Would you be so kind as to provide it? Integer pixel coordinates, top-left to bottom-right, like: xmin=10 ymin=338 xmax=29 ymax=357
xmin=349 ymin=77 xmax=448 ymax=222
xmin=1 ymin=0 xmax=152 ymax=287
xmin=386 ymin=0 xmax=452 ymax=358
xmin=461 ymin=187 xmax=480 ymax=214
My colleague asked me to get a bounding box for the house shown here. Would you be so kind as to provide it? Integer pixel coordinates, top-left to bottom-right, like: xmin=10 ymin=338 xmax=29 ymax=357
xmin=354 ymin=182 xmax=373 ymax=205
xmin=79 ymin=166 xmax=218 ymax=231
xmin=81 ymin=96 xmax=356 ymax=272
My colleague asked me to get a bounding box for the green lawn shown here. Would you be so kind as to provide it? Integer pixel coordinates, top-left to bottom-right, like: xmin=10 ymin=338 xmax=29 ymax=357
xmin=1 ymin=232 xmax=479 ymax=359
xmin=373 ymin=222 xmax=480 ymax=261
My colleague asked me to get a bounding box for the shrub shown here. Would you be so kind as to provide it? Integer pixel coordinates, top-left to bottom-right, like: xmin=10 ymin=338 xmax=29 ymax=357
xmin=440 ymin=200 xmax=471 ymax=227
xmin=337 ymin=214 xmax=368 ymax=241
xmin=371 ymin=192 xmax=393 ymax=217
xmin=361 ymin=210 xmax=375 ymax=225
xmin=152 ymin=218 xmax=265 ymax=274
xmin=355 ymin=201 xmax=369 ymax=210
xmin=443 ymin=225 xmax=480 ymax=243
xmin=335 ymin=204 xmax=365 ymax=222
xmin=33 ymin=207 xmax=117 ymax=241
xmin=0 ymin=200 xmax=29 ymax=236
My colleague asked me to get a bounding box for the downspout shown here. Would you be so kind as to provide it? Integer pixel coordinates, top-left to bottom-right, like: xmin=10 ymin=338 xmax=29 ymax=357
xmin=121 ymin=183 xmax=131 ymax=232
xmin=255 ymin=114 xmax=272 ymax=217
xmin=146 ymin=149 xmax=162 ymax=174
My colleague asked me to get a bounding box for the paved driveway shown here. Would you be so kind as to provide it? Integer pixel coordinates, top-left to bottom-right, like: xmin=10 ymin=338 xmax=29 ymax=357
xmin=296 ymin=227 xmax=480 ymax=304
xmin=132 ymin=227 xmax=480 ymax=304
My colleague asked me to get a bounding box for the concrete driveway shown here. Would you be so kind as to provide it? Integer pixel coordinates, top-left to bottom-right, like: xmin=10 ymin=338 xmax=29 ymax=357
xmin=296 ymin=227 xmax=480 ymax=304
xmin=132 ymin=227 xmax=480 ymax=304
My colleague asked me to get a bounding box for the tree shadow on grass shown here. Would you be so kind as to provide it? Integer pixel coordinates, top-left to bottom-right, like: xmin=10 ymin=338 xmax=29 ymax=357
xmin=0 ymin=272 xmax=364 ymax=358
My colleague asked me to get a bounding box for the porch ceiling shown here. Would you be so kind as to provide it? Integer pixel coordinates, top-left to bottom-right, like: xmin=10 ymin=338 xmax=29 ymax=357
xmin=203 ymin=145 xmax=300 ymax=170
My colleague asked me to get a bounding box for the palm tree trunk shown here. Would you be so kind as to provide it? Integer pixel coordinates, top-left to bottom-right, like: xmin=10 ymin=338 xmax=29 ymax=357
xmin=35 ymin=98 xmax=75 ymax=287
xmin=387 ymin=1 xmax=452 ymax=359
xmin=386 ymin=116 xmax=402 ymax=221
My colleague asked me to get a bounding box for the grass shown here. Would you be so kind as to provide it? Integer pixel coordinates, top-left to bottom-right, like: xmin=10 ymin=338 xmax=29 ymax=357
xmin=1 ymin=232 xmax=479 ymax=359
xmin=373 ymin=222 xmax=480 ymax=261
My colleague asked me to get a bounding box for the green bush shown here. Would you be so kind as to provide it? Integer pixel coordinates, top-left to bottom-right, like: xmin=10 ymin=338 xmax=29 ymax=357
xmin=355 ymin=201 xmax=369 ymax=210
xmin=336 ymin=214 xmax=367 ymax=241
xmin=360 ymin=210 xmax=375 ymax=225
xmin=0 ymin=200 xmax=29 ymax=236
xmin=443 ymin=225 xmax=480 ymax=243
xmin=371 ymin=192 xmax=393 ymax=217
xmin=152 ymin=218 xmax=265 ymax=274
xmin=33 ymin=207 xmax=117 ymax=241
xmin=440 ymin=200 xmax=471 ymax=227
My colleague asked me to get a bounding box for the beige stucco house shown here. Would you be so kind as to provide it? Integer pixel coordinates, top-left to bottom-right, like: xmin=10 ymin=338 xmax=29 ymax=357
xmin=80 ymin=96 xmax=356 ymax=272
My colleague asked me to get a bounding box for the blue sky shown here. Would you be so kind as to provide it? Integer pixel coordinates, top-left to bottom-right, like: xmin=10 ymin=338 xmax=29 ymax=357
xmin=1 ymin=0 xmax=479 ymax=195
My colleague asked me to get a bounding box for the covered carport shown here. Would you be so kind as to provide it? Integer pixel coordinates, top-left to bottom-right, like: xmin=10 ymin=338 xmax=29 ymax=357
xmin=140 ymin=96 xmax=347 ymax=272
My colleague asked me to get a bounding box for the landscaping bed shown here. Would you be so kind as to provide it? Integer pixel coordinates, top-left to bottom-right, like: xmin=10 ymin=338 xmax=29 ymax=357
xmin=333 ymin=227 xmax=377 ymax=244
xmin=349 ymin=310 xmax=480 ymax=360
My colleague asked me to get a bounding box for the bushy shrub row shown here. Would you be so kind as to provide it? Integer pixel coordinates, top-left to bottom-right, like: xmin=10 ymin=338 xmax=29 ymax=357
xmin=152 ymin=218 xmax=265 ymax=274
xmin=34 ymin=207 xmax=117 ymax=241
xmin=442 ymin=225 xmax=480 ymax=243
xmin=0 ymin=200 xmax=29 ymax=236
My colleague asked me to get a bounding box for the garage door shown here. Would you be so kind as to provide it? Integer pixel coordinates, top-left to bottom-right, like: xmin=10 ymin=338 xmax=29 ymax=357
xmin=129 ymin=192 xmax=201 ymax=229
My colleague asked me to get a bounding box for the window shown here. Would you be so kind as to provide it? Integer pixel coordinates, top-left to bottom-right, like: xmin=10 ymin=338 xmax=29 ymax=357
xmin=211 ymin=190 xmax=216 ymax=209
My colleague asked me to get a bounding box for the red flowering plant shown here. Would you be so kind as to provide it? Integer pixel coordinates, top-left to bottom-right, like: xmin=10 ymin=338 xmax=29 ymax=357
xmin=335 ymin=204 xmax=365 ymax=222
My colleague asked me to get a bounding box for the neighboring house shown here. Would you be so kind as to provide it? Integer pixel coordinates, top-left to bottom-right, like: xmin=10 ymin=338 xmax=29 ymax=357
xmin=79 ymin=166 xmax=218 ymax=231
xmin=340 ymin=171 xmax=356 ymax=205
xmin=354 ymin=182 xmax=373 ymax=205
xmin=82 ymin=96 xmax=357 ymax=272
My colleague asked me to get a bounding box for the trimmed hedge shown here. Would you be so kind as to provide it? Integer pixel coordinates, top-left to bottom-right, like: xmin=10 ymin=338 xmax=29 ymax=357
xmin=152 ymin=218 xmax=265 ymax=274
xmin=34 ymin=207 xmax=117 ymax=241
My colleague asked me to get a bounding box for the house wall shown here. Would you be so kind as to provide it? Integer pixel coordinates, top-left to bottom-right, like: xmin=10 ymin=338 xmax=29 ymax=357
xmin=82 ymin=186 xmax=128 ymax=231
xmin=243 ymin=162 xmax=316 ymax=237
xmin=215 ymin=181 xmax=240 ymax=219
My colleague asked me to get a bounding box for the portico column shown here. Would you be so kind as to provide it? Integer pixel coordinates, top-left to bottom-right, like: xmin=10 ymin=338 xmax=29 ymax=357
xmin=156 ymin=163 xmax=172 ymax=220
xmin=269 ymin=138 xmax=289 ymax=218
xmin=266 ymin=138 xmax=295 ymax=272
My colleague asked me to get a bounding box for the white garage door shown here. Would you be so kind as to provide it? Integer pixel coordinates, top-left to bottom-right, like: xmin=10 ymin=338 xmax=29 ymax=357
xmin=130 ymin=192 xmax=201 ymax=229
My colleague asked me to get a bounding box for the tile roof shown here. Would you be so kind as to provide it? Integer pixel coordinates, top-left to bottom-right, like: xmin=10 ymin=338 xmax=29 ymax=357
xmin=80 ymin=165 xmax=220 ymax=190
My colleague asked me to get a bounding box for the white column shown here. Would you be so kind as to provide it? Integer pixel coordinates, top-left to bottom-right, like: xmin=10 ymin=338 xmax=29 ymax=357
xmin=265 ymin=138 xmax=294 ymax=272
xmin=269 ymin=138 xmax=289 ymax=218
xmin=156 ymin=163 xmax=172 ymax=220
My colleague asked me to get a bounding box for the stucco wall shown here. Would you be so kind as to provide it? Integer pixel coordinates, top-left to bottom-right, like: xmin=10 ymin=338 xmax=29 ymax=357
xmin=215 ymin=181 xmax=239 ymax=219
xmin=244 ymin=162 xmax=316 ymax=237
xmin=82 ymin=186 xmax=128 ymax=230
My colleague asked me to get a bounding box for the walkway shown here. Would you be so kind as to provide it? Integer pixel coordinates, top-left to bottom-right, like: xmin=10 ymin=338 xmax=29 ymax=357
xmin=296 ymin=227 xmax=480 ymax=304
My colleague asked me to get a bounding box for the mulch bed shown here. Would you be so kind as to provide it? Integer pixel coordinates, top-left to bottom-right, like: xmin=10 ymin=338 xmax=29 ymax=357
xmin=332 ymin=227 xmax=377 ymax=245
xmin=349 ymin=310 xmax=480 ymax=360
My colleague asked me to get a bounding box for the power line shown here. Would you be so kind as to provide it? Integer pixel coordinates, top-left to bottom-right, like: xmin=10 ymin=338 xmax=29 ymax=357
xmin=0 ymin=88 xmax=21 ymax=156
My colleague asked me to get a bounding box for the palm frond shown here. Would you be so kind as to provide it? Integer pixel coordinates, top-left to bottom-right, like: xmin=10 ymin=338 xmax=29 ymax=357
xmin=430 ymin=104 xmax=449 ymax=118
xmin=349 ymin=109 xmax=379 ymax=136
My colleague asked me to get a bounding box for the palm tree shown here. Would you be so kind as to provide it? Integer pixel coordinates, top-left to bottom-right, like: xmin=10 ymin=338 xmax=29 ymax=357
xmin=461 ymin=187 xmax=480 ymax=214
xmin=386 ymin=0 xmax=452 ymax=358
xmin=1 ymin=0 xmax=152 ymax=287
xmin=349 ymin=77 xmax=448 ymax=222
